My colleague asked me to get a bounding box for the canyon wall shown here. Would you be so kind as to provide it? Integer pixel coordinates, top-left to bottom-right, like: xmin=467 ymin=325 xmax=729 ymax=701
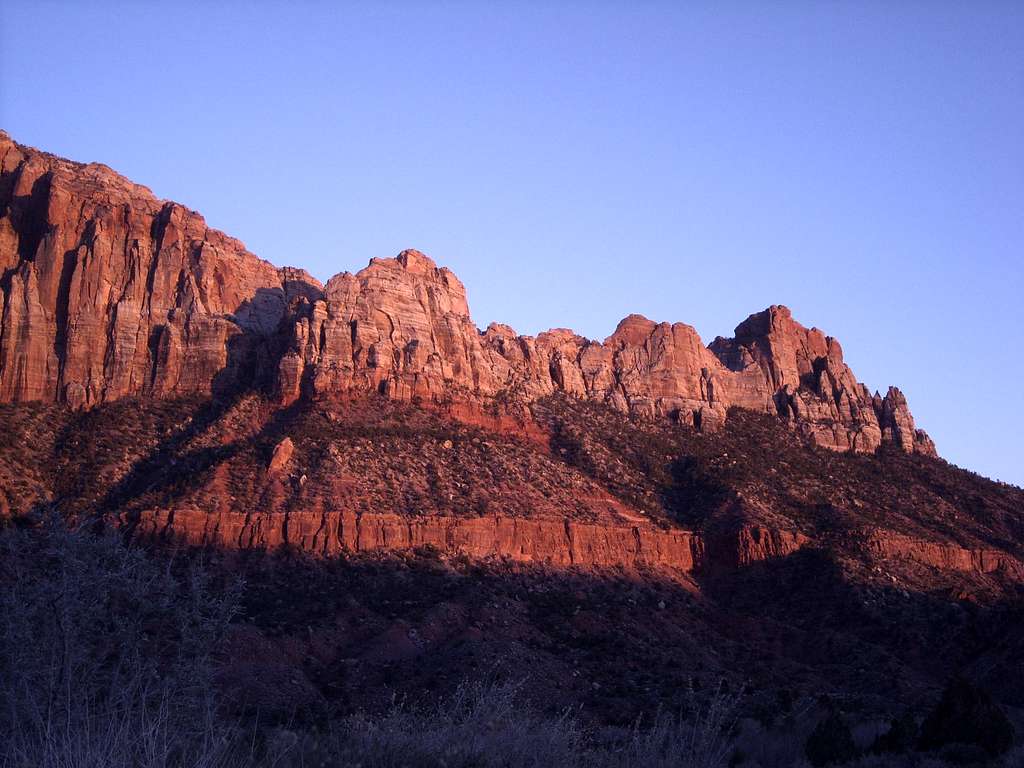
xmin=0 ymin=131 xmax=933 ymax=455
xmin=0 ymin=131 xmax=322 ymax=408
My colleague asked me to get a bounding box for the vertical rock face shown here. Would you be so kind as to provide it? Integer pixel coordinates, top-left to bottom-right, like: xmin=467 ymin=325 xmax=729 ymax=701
xmin=0 ymin=132 xmax=933 ymax=455
xmin=0 ymin=131 xmax=322 ymax=407
xmin=275 ymin=248 xmax=490 ymax=403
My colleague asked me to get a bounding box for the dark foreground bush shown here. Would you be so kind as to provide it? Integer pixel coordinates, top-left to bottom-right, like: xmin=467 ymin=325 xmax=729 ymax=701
xmin=804 ymin=710 xmax=858 ymax=766
xmin=0 ymin=515 xmax=242 ymax=767
xmin=918 ymin=677 xmax=1015 ymax=758
xmin=276 ymin=679 xmax=745 ymax=768
xmin=870 ymin=712 xmax=918 ymax=755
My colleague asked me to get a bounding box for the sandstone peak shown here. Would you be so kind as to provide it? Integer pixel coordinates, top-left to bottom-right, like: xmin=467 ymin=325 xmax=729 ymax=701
xmin=395 ymin=248 xmax=437 ymax=273
xmin=484 ymin=322 xmax=517 ymax=338
xmin=609 ymin=314 xmax=658 ymax=345
xmin=364 ymin=249 xmax=448 ymax=280
xmin=732 ymin=304 xmax=794 ymax=340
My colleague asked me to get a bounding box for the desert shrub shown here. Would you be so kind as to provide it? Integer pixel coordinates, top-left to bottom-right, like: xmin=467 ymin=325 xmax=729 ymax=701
xmin=254 ymin=676 xmax=748 ymax=768
xmin=917 ymin=677 xmax=1015 ymax=758
xmin=608 ymin=680 xmax=745 ymax=768
xmin=0 ymin=514 xmax=242 ymax=767
xmin=871 ymin=712 xmax=918 ymax=755
xmin=291 ymin=679 xmax=583 ymax=768
xmin=805 ymin=711 xmax=859 ymax=766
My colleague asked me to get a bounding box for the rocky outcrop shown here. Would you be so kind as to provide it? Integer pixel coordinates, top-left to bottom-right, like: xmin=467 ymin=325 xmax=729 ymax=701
xmin=267 ymin=437 xmax=294 ymax=474
xmin=0 ymin=131 xmax=933 ymax=455
xmin=711 ymin=306 xmax=934 ymax=454
xmin=278 ymin=250 xmax=933 ymax=455
xmin=705 ymin=525 xmax=809 ymax=569
xmin=867 ymin=531 xmax=1022 ymax=577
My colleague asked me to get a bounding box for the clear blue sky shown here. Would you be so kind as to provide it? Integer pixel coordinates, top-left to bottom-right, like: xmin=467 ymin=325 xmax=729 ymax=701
xmin=2 ymin=2 xmax=1021 ymax=485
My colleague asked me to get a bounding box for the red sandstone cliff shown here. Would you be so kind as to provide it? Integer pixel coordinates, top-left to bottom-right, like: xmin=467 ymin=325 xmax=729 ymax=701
xmin=0 ymin=131 xmax=321 ymax=407
xmin=0 ymin=131 xmax=933 ymax=455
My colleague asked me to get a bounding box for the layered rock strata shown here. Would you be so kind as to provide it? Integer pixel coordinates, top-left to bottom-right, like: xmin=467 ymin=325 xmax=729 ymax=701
xmin=132 ymin=506 xmax=815 ymax=573
xmin=0 ymin=131 xmax=933 ymax=454
xmin=866 ymin=531 xmax=1023 ymax=577
xmin=137 ymin=509 xmax=1020 ymax=580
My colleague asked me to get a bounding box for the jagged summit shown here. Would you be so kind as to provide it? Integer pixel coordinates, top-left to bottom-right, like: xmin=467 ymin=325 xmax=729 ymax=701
xmin=0 ymin=131 xmax=932 ymax=455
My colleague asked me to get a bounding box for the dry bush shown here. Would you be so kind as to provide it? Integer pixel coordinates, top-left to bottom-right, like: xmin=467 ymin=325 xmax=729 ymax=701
xmin=293 ymin=680 xmax=584 ymax=768
xmin=0 ymin=514 xmax=242 ymax=768
xmin=606 ymin=681 xmax=745 ymax=768
xmin=271 ymin=677 xmax=745 ymax=768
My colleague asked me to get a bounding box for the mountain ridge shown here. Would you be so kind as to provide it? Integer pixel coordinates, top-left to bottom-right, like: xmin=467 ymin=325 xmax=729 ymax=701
xmin=0 ymin=130 xmax=932 ymax=456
